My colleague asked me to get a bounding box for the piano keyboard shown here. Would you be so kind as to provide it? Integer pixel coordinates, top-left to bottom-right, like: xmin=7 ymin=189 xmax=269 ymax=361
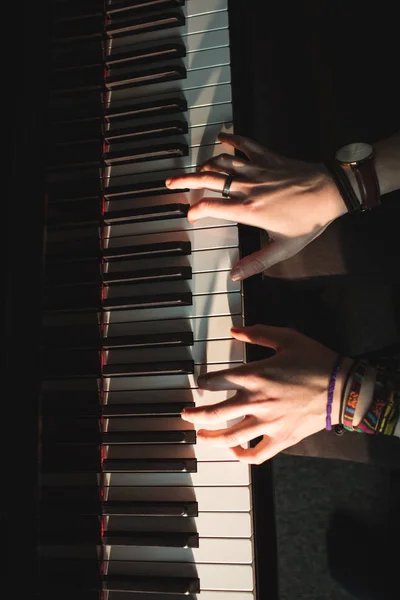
xmin=40 ymin=0 xmax=257 ymax=597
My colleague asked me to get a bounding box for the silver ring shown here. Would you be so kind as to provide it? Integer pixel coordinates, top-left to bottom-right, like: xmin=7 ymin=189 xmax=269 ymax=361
xmin=222 ymin=174 xmax=234 ymax=197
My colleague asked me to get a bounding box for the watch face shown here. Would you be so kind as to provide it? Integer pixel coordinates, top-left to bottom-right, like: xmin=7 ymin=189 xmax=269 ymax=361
xmin=336 ymin=142 xmax=373 ymax=164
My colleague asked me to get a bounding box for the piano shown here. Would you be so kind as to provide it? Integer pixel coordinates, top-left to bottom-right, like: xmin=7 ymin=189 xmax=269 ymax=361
xmin=10 ymin=0 xmax=277 ymax=597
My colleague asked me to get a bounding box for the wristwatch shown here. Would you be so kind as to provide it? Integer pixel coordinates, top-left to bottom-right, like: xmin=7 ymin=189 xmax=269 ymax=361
xmin=335 ymin=142 xmax=381 ymax=211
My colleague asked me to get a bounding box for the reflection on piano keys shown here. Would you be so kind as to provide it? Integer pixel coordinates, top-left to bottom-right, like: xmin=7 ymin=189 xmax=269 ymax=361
xmin=39 ymin=0 xmax=258 ymax=597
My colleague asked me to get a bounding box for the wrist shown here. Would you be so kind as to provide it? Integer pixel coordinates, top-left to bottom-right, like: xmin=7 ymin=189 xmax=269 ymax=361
xmin=319 ymin=166 xmax=349 ymax=223
xmin=332 ymin=357 xmax=355 ymax=426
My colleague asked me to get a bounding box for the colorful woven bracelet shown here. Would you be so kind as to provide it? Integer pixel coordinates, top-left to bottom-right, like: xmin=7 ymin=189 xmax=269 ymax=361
xmin=343 ymin=361 xmax=367 ymax=431
xmin=356 ymin=368 xmax=392 ymax=434
xmin=376 ymin=390 xmax=399 ymax=436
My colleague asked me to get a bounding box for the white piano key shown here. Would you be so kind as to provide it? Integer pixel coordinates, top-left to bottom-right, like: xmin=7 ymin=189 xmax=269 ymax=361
xmin=109 ymin=139 xmax=232 ymax=177
xmin=105 ymin=337 xmax=243 ymax=364
xmin=106 ymin=247 xmax=239 ymax=275
xmin=105 ymin=485 xmax=251 ymax=512
xmin=185 ymin=0 xmax=228 ymax=18
xmin=111 ymin=64 xmax=231 ymax=102
xmin=104 ymin=270 xmax=239 ymax=297
xmin=105 ymin=225 xmax=237 ymax=251
xmin=106 ymin=460 xmax=250 ymax=487
xmin=105 ymin=442 xmax=238 ymax=462
xmin=105 ymin=512 xmax=251 ymax=537
xmin=108 ymin=537 xmax=253 ymax=564
xmin=108 ymin=594 xmax=254 ymax=600
xmin=105 ymin=561 xmax=254 ymax=592
xmin=41 ymin=459 xmax=251 ymax=487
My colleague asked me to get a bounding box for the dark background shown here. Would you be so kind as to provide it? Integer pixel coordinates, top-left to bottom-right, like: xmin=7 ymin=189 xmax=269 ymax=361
xmin=229 ymin=1 xmax=400 ymax=599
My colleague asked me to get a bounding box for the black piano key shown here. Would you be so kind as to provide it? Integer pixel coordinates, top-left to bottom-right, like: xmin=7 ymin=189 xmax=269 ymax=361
xmin=47 ymin=200 xmax=101 ymax=228
xmin=105 ymin=178 xmax=180 ymax=200
xmin=45 ymin=330 xmax=193 ymax=351
xmin=43 ymin=284 xmax=101 ymax=312
xmin=104 ymin=202 xmax=189 ymax=224
xmin=40 ymin=485 xmax=102 ymax=513
xmin=48 ymin=141 xmax=102 ymax=169
xmin=41 ymin=445 xmax=101 ymax=471
xmin=43 ymin=349 xmax=101 ymax=378
xmin=106 ymin=10 xmax=185 ymax=38
xmin=41 ymin=391 xmax=101 ymax=417
xmin=40 ymin=486 xmax=198 ymax=516
xmin=103 ymin=500 xmax=198 ymax=517
xmin=52 ymin=39 xmax=103 ymax=70
xmin=47 ymin=240 xmax=191 ymax=262
xmin=108 ymin=41 xmax=186 ymax=68
xmin=44 ymin=291 xmax=192 ymax=313
xmin=105 ymin=95 xmax=187 ymax=122
xmin=106 ymin=63 xmax=186 ymax=91
xmin=106 ymin=0 xmax=185 ymax=15
xmin=41 ymin=450 xmax=196 ymax=472
xmin=42 ymin=426 xmax=196 ymax=445
xmin=42 ymin=393 xmax=194 ymax=417
xmin=55 ymin=0 xmax=105 ymax=20
xmin=40 ymin=559 xmax=200 ymax=595
xmin=104 ymin=141 xmax=188 ymax=166
xmin=103 ymin=401 xmax=195 ymax=417
xmin=44 ymin=261 xmax=101 ymax=285
xmin=48 ymin=178 xmax=101 ymax=203
xmin=105 ymin=120 xmax=188 ymax=143
xmin=53 ymin=14 xmax=104 ymax=42
xmin=40 ymin=516 xmax=199 ymax=547
xmin=102 ymin=359 xmax=194 ymax=376
xmin=50 ymin=119 xmax=102 ymax=145
xmin=104 ymin=531 xmax=199 ymax=548
xmin=103 ymin=458 xmax=197 ymax=472
xmin=103 ymin=265 xmax=192 ymax=285
xmin=104 ymin=574 xmax=200 ymax=595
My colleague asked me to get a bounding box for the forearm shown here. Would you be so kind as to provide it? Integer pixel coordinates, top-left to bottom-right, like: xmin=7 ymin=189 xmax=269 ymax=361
xmin=345 ymin=132 xmax=400 ymax=199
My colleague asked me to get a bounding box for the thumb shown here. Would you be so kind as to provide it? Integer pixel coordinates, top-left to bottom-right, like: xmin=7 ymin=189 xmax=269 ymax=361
xmin=230 ymin=239 xmax=291 ymax=280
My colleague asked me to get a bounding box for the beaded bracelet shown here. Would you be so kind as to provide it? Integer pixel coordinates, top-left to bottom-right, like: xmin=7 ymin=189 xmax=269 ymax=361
xmin=342 ymin=361 xmax=367 ymax=431
xmin=326 ymin=355 xmax=343 ymax=430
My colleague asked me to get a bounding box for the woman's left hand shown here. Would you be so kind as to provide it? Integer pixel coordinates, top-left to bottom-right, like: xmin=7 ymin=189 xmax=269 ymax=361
xmin=181 ymin=325 xmax=353 ymax=464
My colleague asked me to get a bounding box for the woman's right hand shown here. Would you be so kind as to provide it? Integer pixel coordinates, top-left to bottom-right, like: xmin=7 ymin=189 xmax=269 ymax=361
xmin=166 ymin=133 xmax=348 ymax=281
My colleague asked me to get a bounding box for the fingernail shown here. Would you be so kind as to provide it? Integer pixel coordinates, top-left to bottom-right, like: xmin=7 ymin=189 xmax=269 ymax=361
xmin=165 ymin=178 xmax=172 ymax=186
xmin=231 ymin=267 xmax=242 ymax=281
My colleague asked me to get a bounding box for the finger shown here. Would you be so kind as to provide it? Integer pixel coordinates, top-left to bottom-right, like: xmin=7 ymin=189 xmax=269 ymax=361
xmin=197 ymin=415 xmax=264 ymax=447
xmin=197 ymin=153 xmax=251 ymax=175
xmin=187 ymin=196 xmax=249 ymax=224
xmin=230 ymin=324 xmax=289 ymax=350
xmin=230 ymin=436 xmax=283 ymax=464
xmin=230 ymin=239 xmax=294 ymax=281
xmin=165 ymin=171 xmax=244 ymax=194
xmin=218 ymin=132 xmax=272 ymax=162
xmin=196 ymin=362 xmax=265 ymax=391
xmin=181 ymin=392 xmax=252 ymax=424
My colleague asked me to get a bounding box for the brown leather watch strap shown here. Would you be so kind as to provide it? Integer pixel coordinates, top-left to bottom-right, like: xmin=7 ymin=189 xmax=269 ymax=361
xmin=352 ymin=157 xmax=381 ymax=210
